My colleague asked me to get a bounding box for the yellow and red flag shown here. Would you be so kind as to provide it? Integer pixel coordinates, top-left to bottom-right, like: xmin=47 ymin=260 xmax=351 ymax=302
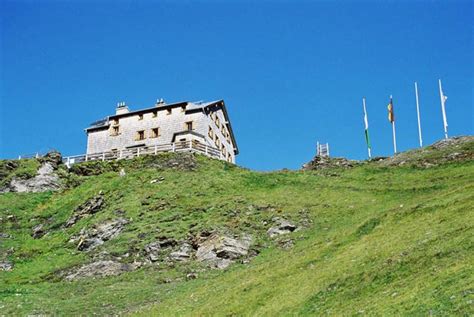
xmin=387 ymin=97 xmax=395 ymax=123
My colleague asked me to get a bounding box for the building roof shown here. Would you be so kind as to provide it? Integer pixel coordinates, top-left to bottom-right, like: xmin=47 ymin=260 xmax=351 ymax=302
xmin=85 ymin=99 xmax=239 ymax=154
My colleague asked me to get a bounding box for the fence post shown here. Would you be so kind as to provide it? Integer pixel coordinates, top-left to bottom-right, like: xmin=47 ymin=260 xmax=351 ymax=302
xmin=66 ymin=157 xmax=70 ymax=168
xmin=154 ymin=145 xmax=157 ymax=155
xmin=172 ymin=143 xmax=175 ymax=152
xmin=85 ymin=154 xmax=88 ymax=162
xmin=35 ymin=153 xmax=39 ymax=159
xmin=137 ymin=148 xmax=140 ymax=157
xmin=327 ymin=143 xmax=330 ymax=157
xmin=102 ymin=152 xmax=105 ymax=161
xmin=18 ymin=155 xmax=21 ymax=160
xmin=189 ymin=140 xmax=192 ymax=151
xmin=205 ymin=144 xmax=208 ymax=155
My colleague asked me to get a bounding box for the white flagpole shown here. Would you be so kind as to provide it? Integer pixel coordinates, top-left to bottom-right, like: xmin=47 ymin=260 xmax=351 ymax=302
xmin=362 ymin=97 xmax=371 ymax=158
xmin=414 ymin=82 xmax=423 ymax=147
xmin=390 ymin=95 xmax=397 ymax=154
xmin=438 ymin=79 xmax=449 ymax=139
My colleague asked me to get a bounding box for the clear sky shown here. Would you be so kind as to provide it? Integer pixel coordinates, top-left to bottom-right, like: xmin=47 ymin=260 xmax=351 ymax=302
xmin=1 ymin=0 xmax=472 ymax=170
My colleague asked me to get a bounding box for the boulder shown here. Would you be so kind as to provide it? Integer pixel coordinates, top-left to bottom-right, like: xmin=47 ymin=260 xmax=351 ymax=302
xmin=74 ymin=218 xmax=128 ymax=251
xmin=196 ymin=234 xmax=252 ymax=269
xmin=267 ymin=218 xmax=298 ymax=237
xmin=65 ymin=260 xmax=140 ymax=281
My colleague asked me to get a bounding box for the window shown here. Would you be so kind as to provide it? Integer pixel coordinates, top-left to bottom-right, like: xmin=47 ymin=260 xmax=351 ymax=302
xmin=111 ymin=126 xmax=119 ymax=136
xmin=208 ymin=127 xmax=213 ymax=138
xmin=113 ymin=118 xmax=119 ymax=125
xmin=185 ymin=121 xmax=193 ymax=131
xmin=166 ymin=108 xmax=172 ymax=115
xmin=152 ymin=111 xmax=157 ymax=118
xmin=215 ymin=138 xmax=220 ymax=148
xmin=181 ymin=105 xmax=186 ymax=112
xmin=138 ymin=114 xmax=144 ymax=120
xmin=216 ymin=117 xmax=220 ymax=127
xmin=221 ymin=124 xmax=225 ymax=134
xmin=136 ymin=130 xmax=145 ymax=141
xmin=151 ymin=128 xmax=160 ymax=138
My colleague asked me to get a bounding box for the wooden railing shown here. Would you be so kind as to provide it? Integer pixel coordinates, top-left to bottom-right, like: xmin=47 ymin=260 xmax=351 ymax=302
xmin=62 ymin=141 xmax=224 ymax=167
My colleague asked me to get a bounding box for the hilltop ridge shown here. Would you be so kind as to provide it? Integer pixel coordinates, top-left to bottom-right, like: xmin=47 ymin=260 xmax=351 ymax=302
xmin=0 ymin=137 xmax=473 ymax=315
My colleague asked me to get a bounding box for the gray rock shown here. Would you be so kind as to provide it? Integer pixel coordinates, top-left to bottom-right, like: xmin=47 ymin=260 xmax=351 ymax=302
xmin=32 ymin=224 xmax=45 ymax=239
xmin=144 ymin=238 xmax=177 ymax=262
xmin=6 ymin=162 xmax=61 ymax=193
xmin=267 ymin=218 xmax=298 ymax=237
xmin=0 ymin=232 xmax=10 ymax=239
xmin=196 ymin=234 xmax=252 ymax=269
xmin=0 ymin=261 xmax=13 ymax=271
xmin=75 ymin=218 xmax=128 ymax=251
xmin=65 ymin=192 xmax=105 ymax=227
xmin=65 ymin=260 xmax=141 ymax=281
xmin=169 ymin=243 xmax=192 ymax=262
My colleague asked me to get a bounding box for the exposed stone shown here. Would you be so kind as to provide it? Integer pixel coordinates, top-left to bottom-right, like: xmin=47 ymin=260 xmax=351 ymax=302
xmin=303 ymin=156 xmax=359 ymax=170
xmin=32 ymin=224 xmax=45 ymax=239
xmin=278 ymin=238 xmax=295 ymax=249
xmin=0 ymin=232 xmax=10 ymax=239
xmin=186 ymin=272 xmax=198 ymax=280
xmin=65 ymin=260 xmax=141 ymax=281
xmin=144 ymin=238 xmax=178 ymax=262
xmin=73 ymin=218 xmax=128 ymax=251
xmin=39 ymin=151 xmax=62 ymax=168
xmin=150 ymin=176 xmax=165 ymax=184
xmin=5 ymin=162 xmax=61 ymax=193
xmin=196 ymin=234 xmax=252 ymax=269
xmin=267 ymin=218 xmax=298 ymax=238
xmin=65 ymin=192 xmax=105 ymax=227
xmin=169 ymin=243 xmax=192 ymax=262
xmin=0 ymin=261 xmax=13 ymax=271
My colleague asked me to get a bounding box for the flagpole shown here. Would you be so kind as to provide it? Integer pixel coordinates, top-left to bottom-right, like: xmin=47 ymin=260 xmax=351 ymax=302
xmin=414 ymin=82 xmax=423 ymax=147
xmin=362 ymin=97 xmax=372 ymax=159
xmin=438 ymin=79 xmax=449 ymax=139
xmin=390 ymin=95 xmax=397 ymax=154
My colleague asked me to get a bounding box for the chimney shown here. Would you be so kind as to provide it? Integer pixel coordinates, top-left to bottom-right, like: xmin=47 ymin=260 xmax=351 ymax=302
xmin=155 ymin=98 xmax=165 ymax=107
xmin=116 ymin=101 xmax=129 ymax=115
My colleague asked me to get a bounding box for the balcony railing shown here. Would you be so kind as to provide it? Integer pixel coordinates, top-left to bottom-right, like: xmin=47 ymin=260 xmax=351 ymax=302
xmin=61 ymin=141 xmax=225 ymax=167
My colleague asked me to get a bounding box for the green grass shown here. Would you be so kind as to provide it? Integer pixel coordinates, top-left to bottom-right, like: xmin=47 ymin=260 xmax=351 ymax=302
xmin=1 ymin=143 xmax=473 ymax=316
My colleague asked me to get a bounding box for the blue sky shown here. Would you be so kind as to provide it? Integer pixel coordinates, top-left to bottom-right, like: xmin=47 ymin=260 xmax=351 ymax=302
xmin=1 ymin=0 xmax=472 ymax=170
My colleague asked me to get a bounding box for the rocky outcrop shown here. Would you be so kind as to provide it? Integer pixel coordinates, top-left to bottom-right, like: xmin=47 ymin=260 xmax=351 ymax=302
xmin=303 ymin=156 xmax=358 ymax=170
xmin=144 ymin=238 xmax=177 ymax=262
xmin=65 ymin=260 xmax=141 ymax=281
xmin=379 ymin=136 xmax=474 ymax=168
xmin=32 ymin=224 xmax=46 ymax=239
xmin=0 ymin=261 xmax=13 ymax=271
xmin=65 ymin=192 xmax=105 ymax=227
xmin=70 ymin=218 xmax=128 ymax=251
xmin=169 ymin=243 xmax=193 ymax=262
xmin=5 ymin=162 xmax=61 ymax=193
xmin=267 ymin=217 xmax=298 ymax=237
xmin=195 ymin=234 xmax=252 ymax=269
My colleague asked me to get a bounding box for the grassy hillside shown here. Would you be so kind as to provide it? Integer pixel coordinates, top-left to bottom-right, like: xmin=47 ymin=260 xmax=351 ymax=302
xmin=1 ymin=139 xmax=473 ymax=315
